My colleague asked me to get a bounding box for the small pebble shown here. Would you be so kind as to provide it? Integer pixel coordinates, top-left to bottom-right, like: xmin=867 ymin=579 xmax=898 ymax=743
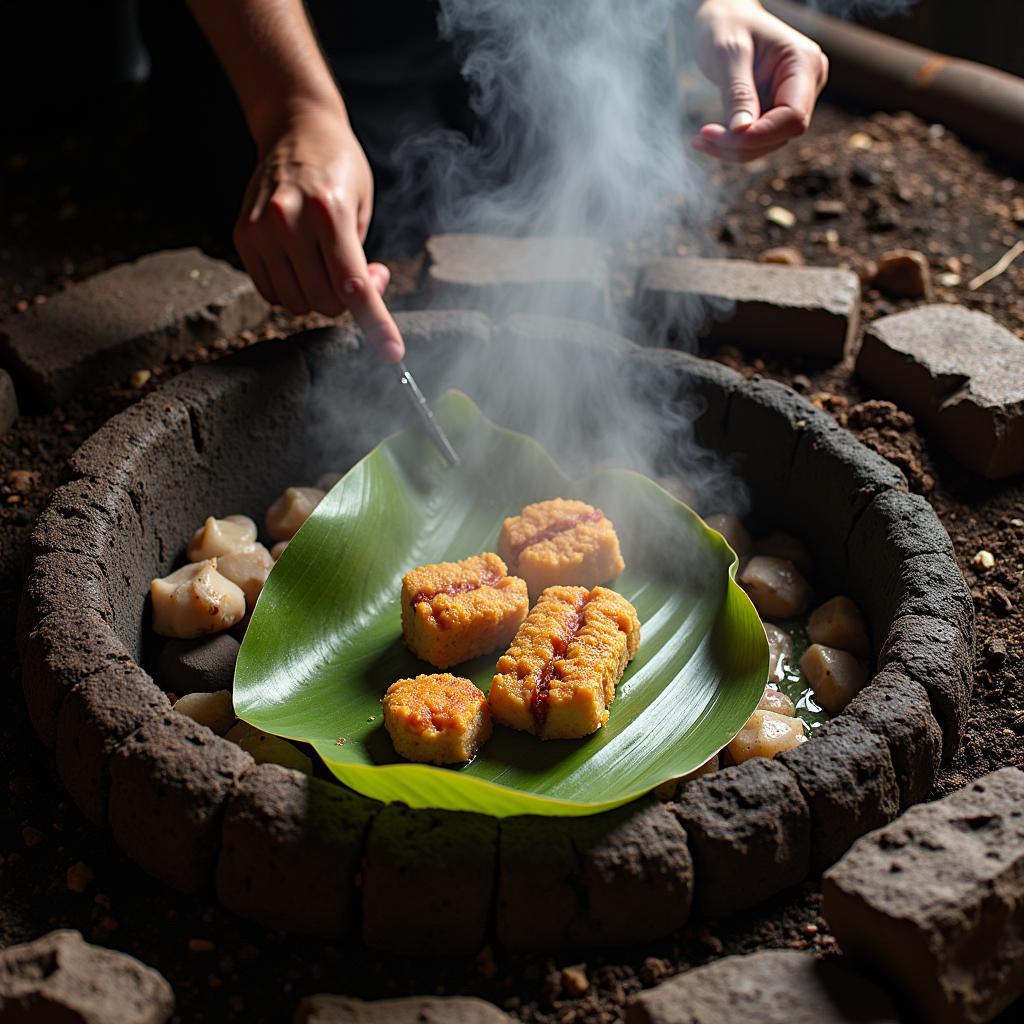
xmin=813 ymin=199 xmax=845 ymax=219
xmin=871 ymin=249 xmax=932 ymax=299
xmin=760 ymin=246 xmax=804 ymax=266
xmin=66 ymin=861 xmax=94 ymax=893
xmin=21 ymin=824 xmax=44 ymax=847
xmin=765 ymin=205 xmax=796 ymax=229
xmin=129 ymin=368 xmax=152 ymax=389
xmin=6 ymin=469 xmax=40 ymax=493
xmin=972 ymin=549 xmax=996 ymax=570
xmin=561 ymin=964 xmax=590 ymax=997
xmin=847 ymin=132 xmax=874 ymax=151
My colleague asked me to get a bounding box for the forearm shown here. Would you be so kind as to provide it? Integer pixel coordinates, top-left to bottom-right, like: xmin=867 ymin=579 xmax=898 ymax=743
xmin=187 ymin=0 xmax=346 ymax=148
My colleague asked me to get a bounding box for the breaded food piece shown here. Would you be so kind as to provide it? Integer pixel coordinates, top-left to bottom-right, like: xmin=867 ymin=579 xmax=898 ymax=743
xmin=401 ymin=553 xmax=528 ymax=669
xmin=490 ymin=585 xmax=640 ymax=740
xmin=498 ymin=498 xmax=625 ymax=599
xmin=383 ymin=674 xmax=492 ymax=764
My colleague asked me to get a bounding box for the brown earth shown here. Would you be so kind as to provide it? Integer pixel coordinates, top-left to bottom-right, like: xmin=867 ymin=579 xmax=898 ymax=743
xmin=1 ymin=100 xmax=1021 ymax=1023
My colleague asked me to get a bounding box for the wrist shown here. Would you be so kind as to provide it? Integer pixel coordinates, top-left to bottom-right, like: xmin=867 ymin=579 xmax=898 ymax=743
xmin=248 ymin=92 xmax=350 ymax=153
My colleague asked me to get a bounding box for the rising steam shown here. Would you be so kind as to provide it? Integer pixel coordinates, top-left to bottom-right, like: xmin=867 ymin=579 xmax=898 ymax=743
xmin=385 ymin=0 xmax=752 ymax=516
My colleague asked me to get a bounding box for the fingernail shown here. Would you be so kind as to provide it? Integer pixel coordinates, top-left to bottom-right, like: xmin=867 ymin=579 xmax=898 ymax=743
xmin=730 ymin=111 xmax=754 ymax=132
xmin=379 ymin=339 xmax=404 ymax=363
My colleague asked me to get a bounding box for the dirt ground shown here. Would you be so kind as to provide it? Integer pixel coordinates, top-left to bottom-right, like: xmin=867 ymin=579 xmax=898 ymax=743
xmin=1 ymin=97 xmax=1021 ymax=1023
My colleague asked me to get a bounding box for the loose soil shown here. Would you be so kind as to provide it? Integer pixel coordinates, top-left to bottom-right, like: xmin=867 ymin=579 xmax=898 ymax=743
xmin=1 ymin=97 xmax=1021 ymax=1023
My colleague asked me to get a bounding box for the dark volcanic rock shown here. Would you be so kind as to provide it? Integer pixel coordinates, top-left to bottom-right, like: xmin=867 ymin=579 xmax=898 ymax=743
xmin=108 ymin=713 xmax=252 ymax=893
xmin=56 ymin=668 xmax=169 ymax=823
xmin=0 ymin=367 xmax=16 ymax=433
xmin=293 ymin=994 xmax=511 ymax=1024
xmin=636 ymin=256 xmax=860 ymax=359
xmin=625 ymin=949 xmax=900 ymax=1023
xmin=880 ymin=613 xmax=973 ymax=761
xmin=498 ymin=799 xmax=692 ymax=951
xmin=777 ymin=717 xmax=899 ymax=873
xmin=21 ymin=610 xmax=138 ymax=749
xmin=856 ymin=303 xmax=1024 ymax=478
xmin=0 ymin=929 xmax=173 ymax=1023
xmin=426 ymin=233 xmax=610 ymax=320
xmin=157 ymin=634 xmax=239 ymax=695
xmin=842 ymin=665 xmax=942 ymax=809
xmin=824 ymin=767 xmax=1024 ymax=1024
xmin=0 ymin=248 xmax=267 ymax=407
xmin=671 ymin=758 xmax=810 ymax=918
xmin=216 ymin=764 xmax=378 ymax=937
xmin=361 ymin=804 xmax=497 ymax=954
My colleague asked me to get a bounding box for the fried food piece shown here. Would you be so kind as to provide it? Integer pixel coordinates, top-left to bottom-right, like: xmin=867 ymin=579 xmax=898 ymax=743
xmin=383 ymin=674 xmax=492 ymax=764
xmin=490 ymin=585 xmax=640 ymax=740
xmin=402 ymin=553 xmax=529 ymax=669
xmin=498 ymin=498 xmax=625 ymax=599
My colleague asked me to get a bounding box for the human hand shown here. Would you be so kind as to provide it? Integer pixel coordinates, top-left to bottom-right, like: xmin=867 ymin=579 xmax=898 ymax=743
xmin=691 ymin=0 xmax=828 ymax=163
xmin=234 ymin=102 xmax=405 ymax=362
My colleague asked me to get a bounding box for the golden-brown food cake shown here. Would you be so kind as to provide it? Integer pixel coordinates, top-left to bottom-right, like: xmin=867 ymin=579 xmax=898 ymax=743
xmin=498 ymin=498 xmax=625 ymax=599
xmin=490 ymin=585 xmax=640 ymax=740
xmin=401 ymin=553 xmax=529 ymax=669
xmin=383 ymin=674 xmax=492 ymax=764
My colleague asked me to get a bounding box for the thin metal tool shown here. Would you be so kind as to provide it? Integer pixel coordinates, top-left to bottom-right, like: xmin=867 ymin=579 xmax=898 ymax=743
xmin=397 ymin=361 xmax=460 ymax=467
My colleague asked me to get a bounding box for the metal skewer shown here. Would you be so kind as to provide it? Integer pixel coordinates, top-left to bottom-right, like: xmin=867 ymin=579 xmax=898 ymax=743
xmin=397 ymin=361 xmax=460 ymax=467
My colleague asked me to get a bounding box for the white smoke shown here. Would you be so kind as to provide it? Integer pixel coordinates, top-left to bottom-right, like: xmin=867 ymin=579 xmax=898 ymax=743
xmin=384 ymin=0 xmax=747 ymax=516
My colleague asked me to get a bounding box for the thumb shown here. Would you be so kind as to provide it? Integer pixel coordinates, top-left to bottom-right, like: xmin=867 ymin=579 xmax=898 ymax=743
xmin=719 ymin=42 xmax=760 ymax=132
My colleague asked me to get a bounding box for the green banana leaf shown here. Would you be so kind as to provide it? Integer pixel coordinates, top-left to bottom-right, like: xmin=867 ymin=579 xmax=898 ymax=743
xmin=234 ymin=390 xmax=767 ymax=817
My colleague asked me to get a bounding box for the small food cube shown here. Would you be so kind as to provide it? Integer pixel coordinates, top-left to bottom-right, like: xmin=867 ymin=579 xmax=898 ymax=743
xmin=186 ymin=514 xmax=258 ymax=561
xmin=498 ymin=498 xmax=625 ymax=599
xmin=402 ymin=553 xmax=529 ymax=669
xmin=150 ymin=560 xmax=245 ymax=639
xmin=808 ymin=595 xmax=870 ymax=657
xmin=265 ymin=486 xmax=325 ymax=542
xmin=382 ymin=674 xmax=492 ymax=764
xmin=490 ymin=585 xmax=640 ymax=740
xmin=172 ymin=690 xmax=236 ymax=735
xmin=225 ymin=721 xmax=313 ymax=774
xmin=704 ymin=513 xmax=753 ymax=559
xmin=739 ymin=556 xmax=813 ymax=618
xmin=753 ymin=531 xmax=814 ymax=577
xmin=217 ymin=543 xmax=275 ymax=606
xmin=728 ymin=709 xmax=806 ymax=764
xmin=758 ymin=685 xmax=795 ymax=716
xmin=801 ymin=643 xmax=869 ymax=713
xmin=763 ymin=622 xmax=793 ymax=684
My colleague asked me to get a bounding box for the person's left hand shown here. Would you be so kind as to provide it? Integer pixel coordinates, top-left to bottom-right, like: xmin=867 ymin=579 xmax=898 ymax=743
xmin=691 ymin=0 xmax=828 ymax=163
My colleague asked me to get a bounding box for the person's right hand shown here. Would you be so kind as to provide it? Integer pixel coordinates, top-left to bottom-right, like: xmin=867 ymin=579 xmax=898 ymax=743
xmin=234 ymin=101 xmax=405 ymax=363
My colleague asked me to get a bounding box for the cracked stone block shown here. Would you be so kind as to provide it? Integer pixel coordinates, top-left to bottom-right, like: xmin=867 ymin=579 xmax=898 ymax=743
xmin=636 ymin=257 xmax=860 ymax=359
xmin=856 ymin=304 xmax=1024 ymax=478
xmin=108 ymin=712 xmax=252 ymax=893
xmin=626 ymin=949 xmax=900 ymax=1023
xmin=777 ymin=716 xmax=899 ymax=873
xmin=426 ymin=234 xmax=611 ymax=320
xmin=216 ymin=764 xmax=378 ymax=937
xmin=497 ymin=799 xmax=692 ymax=951
xmin=0 ymin=368 xmax=16 ymax=433
xmin=361 ymin=804 xmax=498 ymax=954
xmin=0 ymin=928 xmax=173 ymax=1023
xmin=293 ymin=994 xmax=511 ymax=1024
xmin=671 ymin=758 xmax=810 ymax=918
xmin=842 ymin=665 xmax=942 ymax=810
xmin=824 ymin=767 xmax=1024 ymax=1024
xmin=0 ymin=248 xmax=268 ymax=407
